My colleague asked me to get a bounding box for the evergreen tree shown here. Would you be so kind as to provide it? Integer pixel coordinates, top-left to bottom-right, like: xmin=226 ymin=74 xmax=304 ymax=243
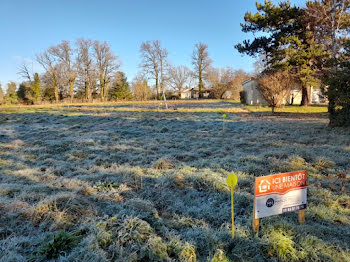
xmin=4 ymin=82 xmax=18 ymax=104
xmin=235 ymin=0 xmax=328 ymax=106
xmin=325 ymin=40 xmax=350 ymax=126
xmin=17 ymin=82 xmax=34 ymax=104
xmin=0 ymin=84 xmax=4 ymax=105
xmin=109 ymin=72 xmax=132 ymax=100
xmin=32 ymin=73 xmax=41 ymax=103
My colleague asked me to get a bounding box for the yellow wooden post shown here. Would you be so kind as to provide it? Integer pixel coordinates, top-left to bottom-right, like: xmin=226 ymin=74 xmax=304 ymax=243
xmin=226 ymin=173 xmax=238 ymax=239
xmin=231 ymin=186 xmax=234 ymax=238
xmin=222 ymin=114 xmax=226 ymax=132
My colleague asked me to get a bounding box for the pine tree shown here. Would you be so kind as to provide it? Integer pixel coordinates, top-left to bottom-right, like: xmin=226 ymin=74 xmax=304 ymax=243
xmin=109 ymin=72 xmax=132 ymax=100
xmin=32 ymin=73 xmax=41 ymax=103
xmin=325 ymin=40 xmax=350 ymax=126
xmin=235 ymin=0 xmax=328 ymax=106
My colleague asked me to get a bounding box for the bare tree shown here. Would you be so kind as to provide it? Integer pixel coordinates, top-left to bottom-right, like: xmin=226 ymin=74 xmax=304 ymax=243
xmin=93 ymin=41 xmax=119 ymax=101
xmin=76 ymin=39 xmax=96 ymax=102
xmin=207 ymin=67 xmax=250 ymax=99
xmin=36 ymin=51 xmax=60 ymax=102
xmin=139 ymin=40 xmax=168 ymax=100
xmin=229 ymin=69 xmax=251 ymax=100
xmin=306 ymin=0 xmax=350 ymax=60
xmin=207 ymin=67 xmax=231 ymax=99
xmin=132 ymin=74 xmax=151 ymax=101
xmin=49 ymin=41 xmax=77 ymax=102
xmin=257 ymin=71 xmax=295 ymax=113
xmin=167 ymin=65 xmax=191 ymax=95
xmin=18 ymin=61 xmax=33 ymax=83
xmin=155 ymin=43 xmax=169 ymax=100
xmin=192 ymin=43 xmax=212 ymax=98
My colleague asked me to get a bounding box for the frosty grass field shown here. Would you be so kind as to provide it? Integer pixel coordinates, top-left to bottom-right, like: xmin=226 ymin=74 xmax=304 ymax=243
xmin=0 ymin=100 xmax=349 ymax=261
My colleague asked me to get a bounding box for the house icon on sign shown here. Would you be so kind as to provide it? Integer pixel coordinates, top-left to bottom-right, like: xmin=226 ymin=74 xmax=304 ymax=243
xmin=258 ymin=179 xmax=271 ymax=193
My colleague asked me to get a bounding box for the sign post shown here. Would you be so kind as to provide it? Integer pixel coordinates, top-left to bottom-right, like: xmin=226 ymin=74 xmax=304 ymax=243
xmin=253 ymin=170 xmax=307 ymax=232
xmin=226 ymin=173 xmax=238 ymax=238
xmin=222 ymin=114 xmax=226 ymax=132
xmin=252 ymin=181 xmax=260 ymax=232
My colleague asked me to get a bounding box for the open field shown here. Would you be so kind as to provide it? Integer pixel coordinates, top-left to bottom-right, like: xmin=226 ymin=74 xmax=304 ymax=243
xmin=0 ymin=101 xmax=349 ymax=261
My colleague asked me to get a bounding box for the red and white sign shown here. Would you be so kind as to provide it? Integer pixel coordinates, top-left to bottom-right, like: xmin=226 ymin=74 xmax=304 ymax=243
xmin=254 ymin=170 xmax=307 ymax=219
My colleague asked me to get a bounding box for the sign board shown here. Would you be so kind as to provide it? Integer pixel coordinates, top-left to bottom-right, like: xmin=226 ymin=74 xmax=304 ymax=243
xmin=254 ymin=170 xmax=307 ymax=219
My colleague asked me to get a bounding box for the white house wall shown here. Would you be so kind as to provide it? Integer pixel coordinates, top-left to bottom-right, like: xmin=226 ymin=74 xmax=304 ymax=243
xmin=242 ymin=80 xmax=326 ymax=106
xmin=243 ymin=80 xmax=268 ymax=105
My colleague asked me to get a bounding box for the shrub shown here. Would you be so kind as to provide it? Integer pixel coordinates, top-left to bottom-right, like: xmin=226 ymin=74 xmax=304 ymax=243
xmin=264 ymin=229 xmax=300 ymax=261
xmin=145 ymin=237 xmax=170 ymax=260
xmin=314 ymin=157 xmax=335 ymax=172
xmin=211 ymin=249 xmax=229 ymax=262
xmin=153 ymin=158 xmax=175 ymax=169
xmin=93 ymin=181 xmax=119 ymax=192
xmin=36 ymin=230 xmax=81 ymax=260
xmin=288 ymin=156 xmax=308 ymax=171
xmin=326 ymin=41 xmax=350 ymax=127
xmin=179 ymin=242 xmax=197 ymax=262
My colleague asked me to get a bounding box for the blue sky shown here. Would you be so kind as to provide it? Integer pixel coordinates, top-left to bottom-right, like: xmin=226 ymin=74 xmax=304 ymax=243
xmin=0 ymin=0 xmax=306 ymax=88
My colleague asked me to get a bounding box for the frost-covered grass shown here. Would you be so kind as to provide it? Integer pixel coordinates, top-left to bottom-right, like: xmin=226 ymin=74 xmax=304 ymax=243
xmin=0 ymin=101 xmax=349 ymax=261
xmin=244 ymin=104 xmax=328 ymax=113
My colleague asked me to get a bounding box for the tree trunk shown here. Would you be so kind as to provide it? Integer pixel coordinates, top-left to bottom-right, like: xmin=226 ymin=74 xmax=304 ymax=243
xmin=198 ymin=72 xmax=203 ymax=99
xmin=85 ymin=82 xmax=91 ymax=102
xmin=300 ymin=85 xmax=310 ymax=106
xmin=69 ymin=80 xmax=74 ymax=103
xmin=100 ymin=77 xmax=105 ymax=102
xmin=54 ymin=86 xmax=59 ymax=103
xmin=155 ymin=77 xmax=159 ymax=100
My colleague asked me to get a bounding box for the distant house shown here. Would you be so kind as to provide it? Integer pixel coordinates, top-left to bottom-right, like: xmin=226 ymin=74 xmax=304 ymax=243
xmin=241 ymin=79 xmax=325 ymax=105
xmin=179 ymin=87 xmax=212 ymax=99
xmin=241 ymin=79 xmax=268 ymax=105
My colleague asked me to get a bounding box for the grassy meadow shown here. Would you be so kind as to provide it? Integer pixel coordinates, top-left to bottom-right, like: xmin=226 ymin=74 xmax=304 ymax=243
xmin=0 ymin=101 xmax=349 ymax=261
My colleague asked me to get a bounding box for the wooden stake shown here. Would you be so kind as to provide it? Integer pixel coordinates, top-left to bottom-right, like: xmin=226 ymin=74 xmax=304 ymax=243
xmin=298 ymin=209 xmax=305 ymax=225
xmin=252 ymin=181 xmax=259 ymax=232
xmin=253 ymin=197 xmax=259 ymax=232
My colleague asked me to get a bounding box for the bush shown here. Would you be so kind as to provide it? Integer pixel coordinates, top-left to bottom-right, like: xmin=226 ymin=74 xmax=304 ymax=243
xmin=153 ymin=158 xmax=175 ymax=169
xmin=326 ymin=41 xmax=350 ymax=127
xmin=36 ymin=230 xmax=81 ymax=260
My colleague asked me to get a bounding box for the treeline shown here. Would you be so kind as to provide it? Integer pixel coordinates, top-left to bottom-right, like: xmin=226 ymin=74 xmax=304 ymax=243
xmin=0 ymin=39 xmax=250 ymax=105
xmin=236 ymin=0 xmax=350 ymax=126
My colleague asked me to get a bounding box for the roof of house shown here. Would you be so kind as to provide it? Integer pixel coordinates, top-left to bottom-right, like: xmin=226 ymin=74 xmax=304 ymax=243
xmin=241 ymin=78 xmax=256 ymax=85
xmin=180 ymin=87 xmax=212 ymax=93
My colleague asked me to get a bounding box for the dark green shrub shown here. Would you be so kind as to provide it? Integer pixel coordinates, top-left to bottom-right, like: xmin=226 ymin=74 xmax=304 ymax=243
xmin=36 ymin=231 xmax=81 ymax=259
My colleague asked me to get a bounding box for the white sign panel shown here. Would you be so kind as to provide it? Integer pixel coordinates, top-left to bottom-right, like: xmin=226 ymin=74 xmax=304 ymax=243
xmin=254 ymin=170 xmax=307 ymax=219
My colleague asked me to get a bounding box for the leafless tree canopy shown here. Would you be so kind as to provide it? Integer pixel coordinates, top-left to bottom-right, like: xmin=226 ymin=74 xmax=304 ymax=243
xmin=139 ymin=40 xmax=168 ymax=99
xmin=18 ymin=62 xmax=33 ymax=83
xmin=167 ymin=65 xmax=191 ymax=94
xmin=76 ymin=38 xmax=96 ymax=102
xmin=258 ymin=71 xmax=296 ymax=112
xmin=36 ymin=50 xmax=60 ymax=102
xmin=305 ymin=0 xmax=350 ymax=58
xmin=207 ymin=67 xmax=250 ymax=99
xmin=94 ymin=40 xmax=119 ymax=101
xmin=49 ymin=41 xmax=77 ymax=101
xmin=192 ymin=43 xmax=212 ymax=98
xmin=132 ymin=74 xmax=151 ymax=101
